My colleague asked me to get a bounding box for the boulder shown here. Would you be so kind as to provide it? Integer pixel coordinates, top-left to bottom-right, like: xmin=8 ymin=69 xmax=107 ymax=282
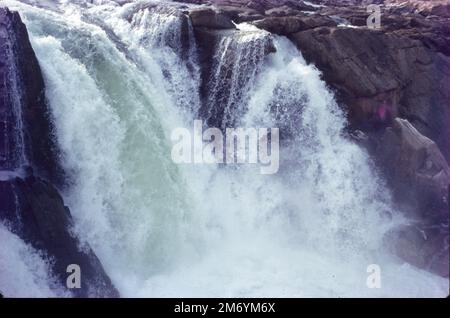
xmin=374 ymin=118 xmax=450 ymax=219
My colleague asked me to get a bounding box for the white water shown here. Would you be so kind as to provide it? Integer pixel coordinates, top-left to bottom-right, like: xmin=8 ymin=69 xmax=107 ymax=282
xmin=2 ymin=0 xmax=448 ymax=297
xmin=0 ymin=224 xmax=68 ymax=297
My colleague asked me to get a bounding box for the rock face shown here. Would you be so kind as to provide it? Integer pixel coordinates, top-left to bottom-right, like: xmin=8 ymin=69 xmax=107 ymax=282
xmin=267 ymin=2 xmax=450 ymax=277
xmin=0 ymin=8 xmax=62 ymax=184
xmin=374 ymin=118 xmax=450 ymax=219
xmin=189 ymin=7 xmax=236 ymax=29
xmin=373 ymin=118 xmax=450 ymax=277
xmin=0 ymin=7 xmax=118 ymax=297
xmin=290 ymin=23 xmax=450 ymax=160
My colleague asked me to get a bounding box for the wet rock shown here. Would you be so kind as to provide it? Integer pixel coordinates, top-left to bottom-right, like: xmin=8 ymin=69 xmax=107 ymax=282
xmin=374 ymin=118 xmax=450 ymax=220
xmin=384 ymin=223 xmax=449 ymax=277
xmin=0 ymin=8 xmax=63 ymax=185
xmin=290 ymin=25 xmax=450 ymax=160
xmin=0 ymin=175 xmax=119 ymax=297
xmin=189 ymin=7 xmax=236 ymax=29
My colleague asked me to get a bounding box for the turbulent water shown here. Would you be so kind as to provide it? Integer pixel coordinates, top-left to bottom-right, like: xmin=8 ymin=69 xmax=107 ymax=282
xmin=0 ymin=224 xmax=68 ymax=297
xmin=1 ymin=0 xmax=448 ymax=297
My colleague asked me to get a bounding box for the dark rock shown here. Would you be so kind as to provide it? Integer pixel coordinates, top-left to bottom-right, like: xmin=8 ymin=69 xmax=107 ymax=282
xmin=211 ymin=5 xmax=264 ymax=23
xmin=189 ymin=7 xmax=236 ymax=29
xmin=290 ymin=26 xmax=450 ymax=160
xmin=0 ymin=8 xmax=63 ymax=186
xmin=368 ymin=117 xmax=450 ymax=279
xmin=373 ymin=118 xmax=450 ymax=220
xmin=235 ymin=12 xmax=265 ymax=23
xmin=0 ymin=175 xmax=119 ymax=297
xmin=193 ymin=27 xmax=275 ymax=128
xmin=348 ymin=129 xmax=371 ymax=149
xmin=252 ymin=14 xmax=337 ymax=35
xmin=192 ymin=27 xmax=224 ymax=97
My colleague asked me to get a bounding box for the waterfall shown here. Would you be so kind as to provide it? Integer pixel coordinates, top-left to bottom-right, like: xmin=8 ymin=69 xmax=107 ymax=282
xmin=202 ymin=28 xmax=273 ymax=129
xmin=1 ymin=0 xmax=448 ymax=297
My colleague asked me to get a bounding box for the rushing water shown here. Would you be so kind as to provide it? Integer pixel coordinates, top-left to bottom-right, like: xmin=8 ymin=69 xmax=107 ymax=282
xmin=0 ymin=224 xmax=67 ymax=297
xmin=1 ymin=0 xmax=448 ymax=297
